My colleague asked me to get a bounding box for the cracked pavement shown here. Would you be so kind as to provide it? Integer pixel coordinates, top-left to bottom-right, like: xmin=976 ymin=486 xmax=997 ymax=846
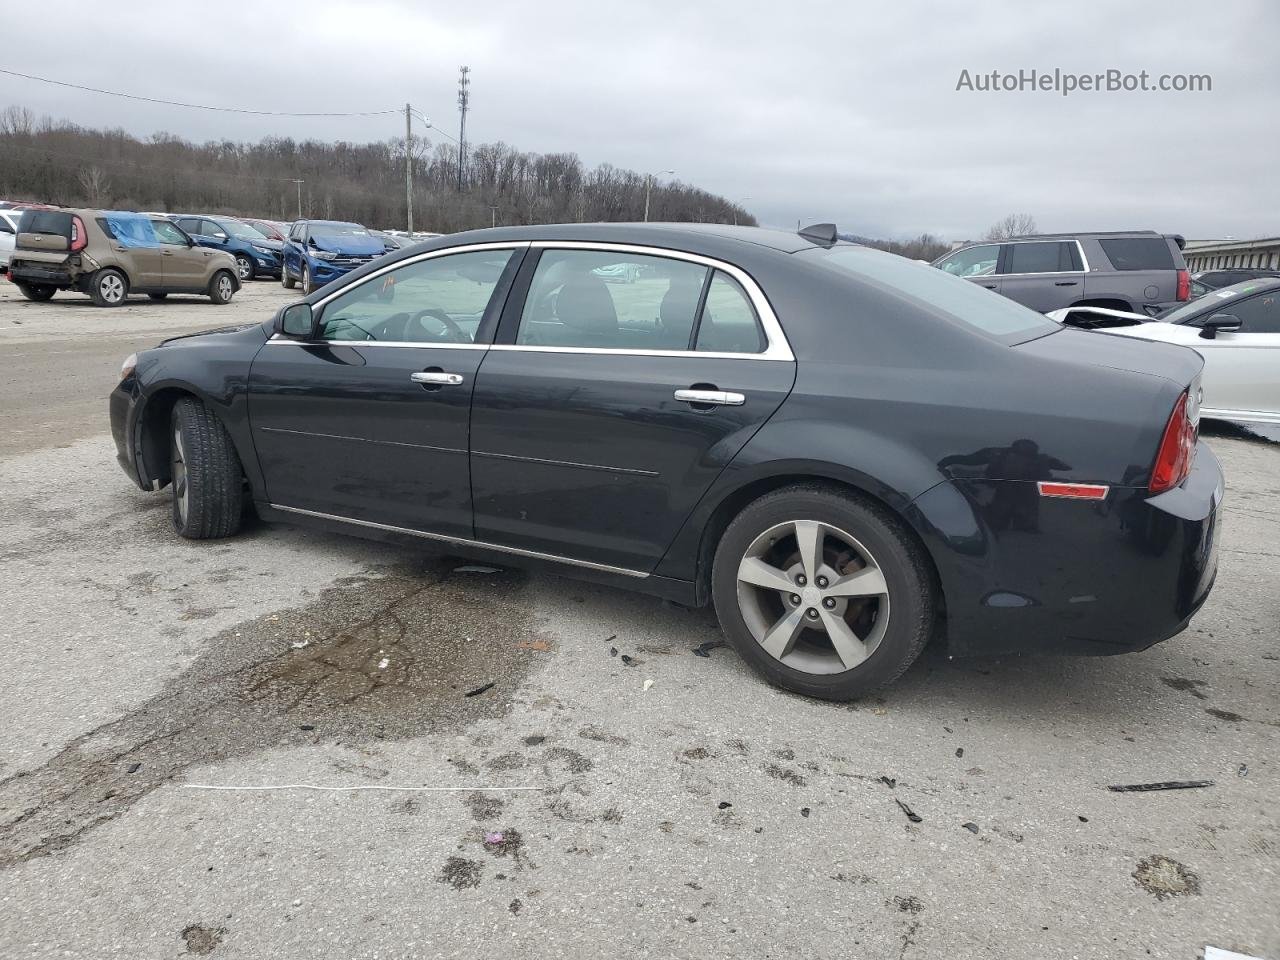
xmin=0 ymin=282 xmax=1277 ymax=959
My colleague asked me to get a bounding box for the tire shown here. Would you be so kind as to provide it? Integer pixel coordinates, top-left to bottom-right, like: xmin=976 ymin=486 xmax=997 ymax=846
xmin=234 ymin=255 xmax=254 ymax=282
xmin=90 ymin=269 xmax=129 ymax=307
xmin=711 ymin=485 xmax=936 ymax=700
xmin=169 ymin=397 xmax=243 ymax=539
xmin=148 ymin=293 xmax=169 ymax=301
xmin=208 ymin=270 xmax=236 ymax=305
xmin=16 ymin=282 xmax=56 ymax=302
xmin=301 ymin=263 xmax=313 ymax=295
xmin=281 ymin=264 xmax=296 ymax=289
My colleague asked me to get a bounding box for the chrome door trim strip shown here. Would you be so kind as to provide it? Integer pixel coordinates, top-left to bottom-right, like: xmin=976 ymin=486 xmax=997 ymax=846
xmin=266 ymin=337 xmax=489 ymax=350
xmin=268 ymin=503 xmax=650 ymax=578
xmin=471 ymin=449 xmax=660 ymax=477
xmin=257 ymin=426 xmax=465 ymax=455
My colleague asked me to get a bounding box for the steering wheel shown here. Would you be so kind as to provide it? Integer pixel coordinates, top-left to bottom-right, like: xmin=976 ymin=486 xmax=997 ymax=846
xmin=411 ymin=308 xmax=469 ymax=343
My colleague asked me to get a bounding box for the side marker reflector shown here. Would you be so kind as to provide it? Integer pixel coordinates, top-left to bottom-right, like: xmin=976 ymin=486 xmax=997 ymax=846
xmin=1038 ymin=482 xmax=1109 ymax=500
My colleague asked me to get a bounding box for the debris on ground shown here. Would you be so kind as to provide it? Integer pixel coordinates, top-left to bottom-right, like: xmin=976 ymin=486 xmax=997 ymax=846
xmin=1204 ymin=947 xmax=1266 ymax=960
xmin=126 ymin=763 xmax=141 ymax=774
xmin=1132 ymin=854 xmax=1201 ymax=900
xmin=717 ymin=801 xmax=732 ymax=809
xmin=962 ymin=822 xmax=979 ymax=834
xmin=800 ymin=807 xmax=811 ymax=818
xmin=1108 ymin=780 xmax=1214 ymax=793
xmin=620 ymin=654 xmax=639 ymax=666
xmin=454 ymin=564 xmax=501 ymax=574
xmin=1238 ymin=764 xmax=1248 ymax=778
xmin=1078 ymin=815 xmax=1089 ymax=823
xmin=643 ymin=678 xmax=655 ymax=691
xmin=895 ymin=798 xmax=922 ymax=823
xmin=377 ymin=658 xmax=389 ymax=670
xmin=609 ymin=647 xmax=618 ymax=657
xmin=484 ymin=831 xmax=504 ymax=845
xmin=692 ymin=640 xmax=726 ymax=658
xmin=955 ymin=748 xmax=964 ymax=758
xmin=464 ymin=682 xmax=496 ymax=698
xmin=879 ymin=776 xmax=896 ymax=789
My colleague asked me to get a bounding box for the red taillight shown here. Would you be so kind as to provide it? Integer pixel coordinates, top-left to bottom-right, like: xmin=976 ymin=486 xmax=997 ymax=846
xmin=1149 ymin=391 xmax=1196 ymax=494
xmin=70 ymin=215 xmax=88 ymax=253
xmin=1175 ymin=268 xmax=1190 ymax=302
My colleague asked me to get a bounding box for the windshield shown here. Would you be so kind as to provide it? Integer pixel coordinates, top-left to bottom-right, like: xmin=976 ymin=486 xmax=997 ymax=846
xmin=215 ymin=218 xmax=269 ymax=240
xmin=1158 ymin=281 xmax=1268 ymax=324
xmin=311 ymin=222 xmax=367 ymax=239
xmin=803 ymin=245 xmax=1058 ymax=341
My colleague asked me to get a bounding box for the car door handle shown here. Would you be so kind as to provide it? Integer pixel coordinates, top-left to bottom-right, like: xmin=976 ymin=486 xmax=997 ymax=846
xmin=1054 ymin=280 xmax=1078 ymax=286
xmin=981 ymin=283 xmax=998 ymax=289
xmin=674 ymin=388 xmax=745 ymax=406
xmin=162 ymin=250 xmax=175 ymax=256
xmin=410 ymin=371 xmax=464 ymax=386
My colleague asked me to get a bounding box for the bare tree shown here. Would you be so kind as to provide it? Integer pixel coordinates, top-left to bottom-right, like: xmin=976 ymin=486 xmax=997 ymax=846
xmin=0 ymin=105 xmax=35 ymax=136
xmin=983 ymin=213 xmax=1038 ymax=240
xmin=76 ymin=165 xmax=111 ymax=206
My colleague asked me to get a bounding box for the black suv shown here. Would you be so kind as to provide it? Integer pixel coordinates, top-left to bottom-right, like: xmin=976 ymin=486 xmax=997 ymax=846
xmin=933 ymin=231 xmax=1189 ymax=315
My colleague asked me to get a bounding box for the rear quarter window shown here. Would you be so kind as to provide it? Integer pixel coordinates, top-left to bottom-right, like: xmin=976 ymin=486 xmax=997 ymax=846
xmin=1098 ymin=237 xmax=1175 ymax=271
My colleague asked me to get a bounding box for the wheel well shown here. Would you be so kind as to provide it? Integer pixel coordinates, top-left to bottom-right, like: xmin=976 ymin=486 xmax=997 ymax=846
xmin=1070 ymin=297 xmax=1133 ymax=312
xmin=693 ymin=475 xmax=945 ymax=625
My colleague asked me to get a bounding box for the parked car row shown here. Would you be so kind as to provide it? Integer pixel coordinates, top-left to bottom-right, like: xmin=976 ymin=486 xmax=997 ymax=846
xmin=3 ymin=205 xmax=416 ymax=306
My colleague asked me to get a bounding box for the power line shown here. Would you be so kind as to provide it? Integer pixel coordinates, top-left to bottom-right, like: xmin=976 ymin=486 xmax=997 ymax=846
xmin=0 ymin=67 xmax=400 ymax=118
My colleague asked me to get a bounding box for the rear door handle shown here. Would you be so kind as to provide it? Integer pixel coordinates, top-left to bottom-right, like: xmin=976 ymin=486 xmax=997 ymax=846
xmin=410 ymin=371 xmax=464 ymax=386
xmin=674 ymin=388 xmax=745 ymax=406
xmin=1054 ymin=280 xmax=1078 ymax=286
xmin=980 ymin=283 xmax=998 ymax=289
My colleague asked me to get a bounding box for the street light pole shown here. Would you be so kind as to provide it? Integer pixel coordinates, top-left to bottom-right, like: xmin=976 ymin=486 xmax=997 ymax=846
xmin=644 ymin=169 xmax=674 ymax=222
xmin=405 ymin=103 xmax=414 ymax=234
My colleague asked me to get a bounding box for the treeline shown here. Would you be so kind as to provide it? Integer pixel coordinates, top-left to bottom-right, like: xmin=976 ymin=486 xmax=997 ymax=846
xmin=0 ymin=106 xmax=754 ymax=231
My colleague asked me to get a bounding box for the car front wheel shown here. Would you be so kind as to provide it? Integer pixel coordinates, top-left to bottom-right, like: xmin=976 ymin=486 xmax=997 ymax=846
xmin=235 ymin=255 xmax=254 ymax=282
xmin=712 ymin=486 xmax=936 ymax=700
xmin=170 ymin=397 xmax=243 ymax=539
xmin=208 ymin=270 xmax=236 ymax=305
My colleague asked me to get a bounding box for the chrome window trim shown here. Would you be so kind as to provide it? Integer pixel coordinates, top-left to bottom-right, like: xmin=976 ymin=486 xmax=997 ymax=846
xmin=998 ymin=238 xmax=1091 ymax=278
xmin=518 ymin=240 xmax=794 ymax=362
xmin=269 ymin=503 xmax=649 ymax=578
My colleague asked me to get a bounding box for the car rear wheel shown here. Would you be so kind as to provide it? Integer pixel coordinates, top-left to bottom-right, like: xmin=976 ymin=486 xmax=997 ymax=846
xmin=711 ymin=486 xmax=936 ymax=700
xmin=170 ymin=397 xmax=243 ymax=539
xmin=91 ymin=269 xmax=129 ymax=307
xmin=235 ymin=255 xmax=254 ymax=282
xmin=208 ymin=270 xmax=236 ymax=305
xmin=301 ymin=264 xmax=313 ymax=295
xmin=16 ymin=282 xmax=56 ymax=302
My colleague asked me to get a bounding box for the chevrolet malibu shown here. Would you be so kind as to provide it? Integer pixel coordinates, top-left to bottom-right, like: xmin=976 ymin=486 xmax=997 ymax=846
xmin=109 ymin=223 xmax=1222 ymax=700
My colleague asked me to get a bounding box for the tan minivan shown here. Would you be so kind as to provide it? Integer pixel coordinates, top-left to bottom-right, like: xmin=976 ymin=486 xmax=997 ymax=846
xmin=6 ymin=208 xmax=240 ymax=307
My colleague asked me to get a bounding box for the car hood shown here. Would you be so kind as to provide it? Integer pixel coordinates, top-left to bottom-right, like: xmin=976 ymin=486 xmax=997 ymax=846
xmin=309 ymin=234 xmax=383 ymax=255
xmin=157 ymin=322 xmax=266 ymax=347
xmin=250 ymin=237 xmax=284 ymax=251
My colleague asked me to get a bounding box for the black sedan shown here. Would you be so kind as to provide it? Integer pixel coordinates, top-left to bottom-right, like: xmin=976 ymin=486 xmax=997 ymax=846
xmin=109 ymin=223 xmax=1222 ymax=700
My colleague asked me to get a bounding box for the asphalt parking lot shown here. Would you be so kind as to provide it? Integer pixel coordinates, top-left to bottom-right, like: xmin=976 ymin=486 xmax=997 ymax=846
xmin=0 ymin=280 xmax=1277 ymax=959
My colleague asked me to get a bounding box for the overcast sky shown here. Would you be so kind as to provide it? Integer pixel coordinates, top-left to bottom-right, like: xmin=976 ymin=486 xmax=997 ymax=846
xmin=3 ymin=0 xmax=1277 ymax=240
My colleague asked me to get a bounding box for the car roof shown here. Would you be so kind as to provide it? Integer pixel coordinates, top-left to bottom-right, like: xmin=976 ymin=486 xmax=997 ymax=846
xmin=414 ymin=222 xmax=846 ymax=257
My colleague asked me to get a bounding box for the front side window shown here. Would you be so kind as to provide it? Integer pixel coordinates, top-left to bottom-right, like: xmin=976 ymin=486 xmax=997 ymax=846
xmin=198 ymin=219 xmax=228 ymax=239
xmin=151 ymin=219 xmax=188 ymax=245
xmin=318 ymin=249 xmax=516 ymax=344
xmin=934 ymin=244 xmax=999 ymax=278
xmin=1217 ymin=292 xmax=1280 ymax=333
xmin=516 ymin=249 xmax=711 ymax=350
xmin=0 ymin=217 xmax=12 ymax=235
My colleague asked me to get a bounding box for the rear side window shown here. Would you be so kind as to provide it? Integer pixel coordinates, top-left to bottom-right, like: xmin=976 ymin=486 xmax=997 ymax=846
xmin=1005 ymin=241 xmax=1078 ymax=274
xmin=0 ymin=218 xmax=12 ymax=235
xmin=516 ymin=249 xmax=712 ymax=351
xmin=1098 ymin=237 xmax=1175 ymax=271
xmin=808 ymin=245 xmax=1058 ymax=341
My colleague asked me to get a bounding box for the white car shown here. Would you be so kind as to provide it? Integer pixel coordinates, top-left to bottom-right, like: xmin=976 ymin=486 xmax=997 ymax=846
xmin=0 ymin=210 xmax=19 ymax=273
xmin=1048 ymin=279 xmax=1280 ymax=425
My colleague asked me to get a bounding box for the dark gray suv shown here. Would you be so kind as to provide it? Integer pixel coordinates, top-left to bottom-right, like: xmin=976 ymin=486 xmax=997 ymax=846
xmin=932 ymin=231 xmax=1189 ymax=314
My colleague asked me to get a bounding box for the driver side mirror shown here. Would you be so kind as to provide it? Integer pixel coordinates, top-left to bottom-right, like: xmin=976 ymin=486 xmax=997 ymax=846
xmin=1200 ymin=313 xmax=1241 ymax=339
xmin=277 ymin=302 xmax=317 ymax=340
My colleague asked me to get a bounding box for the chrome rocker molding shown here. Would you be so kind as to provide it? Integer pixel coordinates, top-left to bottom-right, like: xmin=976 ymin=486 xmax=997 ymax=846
xmin=268 ymin=503 xmax=651 ymax=578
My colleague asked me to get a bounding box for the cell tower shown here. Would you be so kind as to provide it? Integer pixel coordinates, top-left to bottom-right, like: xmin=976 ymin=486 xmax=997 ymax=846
xmin=457 ymin=66 xmax=470 ymax=190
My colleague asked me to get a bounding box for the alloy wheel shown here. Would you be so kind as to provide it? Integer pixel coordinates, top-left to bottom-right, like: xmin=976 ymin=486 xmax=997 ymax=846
xmin=171 ymin=425 xmax=188 ymax=526
xmin=217 ymin=275 xmax=234 ymax=301
xmin=735 ymin=519 xmax=890 ymax=675
xmin=100 ymin=273 xmax=125 ymax=303
xmin=302 ymin=266 xmax=312 ymax=294
xmin=236 ymin=256 xmax=253 ymax=281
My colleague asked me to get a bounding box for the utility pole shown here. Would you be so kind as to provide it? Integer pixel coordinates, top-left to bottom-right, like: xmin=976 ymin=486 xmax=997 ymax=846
xmin=643 ymin=169 xmax=674 ymax=222
xmin=286 ymin=179 xmax=303 ymax=219
xmin=405 ymin=103 xmax=414 ymax=234
xmin=457 ymin=66 xmax=470 ymax=191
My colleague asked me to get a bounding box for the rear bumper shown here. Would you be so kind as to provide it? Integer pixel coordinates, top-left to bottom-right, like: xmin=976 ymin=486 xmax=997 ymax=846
xmin=909 ymin=441 xmax=1223 ymax=657
xmin=7 ymin=260 xmax=74 ymax=286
